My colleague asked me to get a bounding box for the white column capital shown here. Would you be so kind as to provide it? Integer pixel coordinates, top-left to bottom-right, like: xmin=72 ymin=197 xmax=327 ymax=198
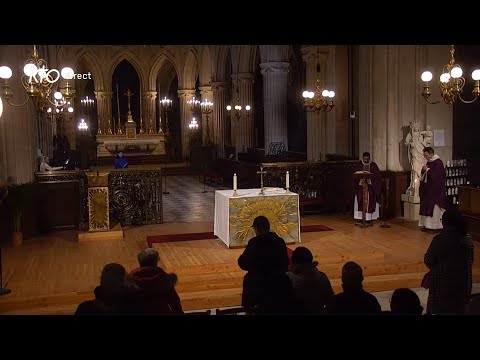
xmin=259 ymin=62 xmax=290 ymax=75
xmin=141 ymin=91 xmax=157 ymax=100
xmin=211 ymin=82 xmax=229 ymax=91
xmin=94 ymin=91 xmax=113 ymax=100
xmin=231 ymin=72 xmax=255 ymax=83
xmin=199 ymin=85 xmax=212 ymax=94
xmin=177 ymin=89 xmax=196 ymax=98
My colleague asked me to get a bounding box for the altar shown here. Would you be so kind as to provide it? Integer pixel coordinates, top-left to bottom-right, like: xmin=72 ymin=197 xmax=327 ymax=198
xmin=214 ymin=188 xmax=300 ymax=248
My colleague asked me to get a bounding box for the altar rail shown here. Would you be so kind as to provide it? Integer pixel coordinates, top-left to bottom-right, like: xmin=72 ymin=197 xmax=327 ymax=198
xmin=261 ymin=161 xmax=360 ymax=214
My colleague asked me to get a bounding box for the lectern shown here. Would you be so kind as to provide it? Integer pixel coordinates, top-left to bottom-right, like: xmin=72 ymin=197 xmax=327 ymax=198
xmin=353 ymin=171 xmax=374 ymax=228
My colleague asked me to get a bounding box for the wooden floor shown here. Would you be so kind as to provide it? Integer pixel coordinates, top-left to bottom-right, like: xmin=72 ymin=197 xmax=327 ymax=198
xmin=0 ymin=214 xmax=479 ymax=314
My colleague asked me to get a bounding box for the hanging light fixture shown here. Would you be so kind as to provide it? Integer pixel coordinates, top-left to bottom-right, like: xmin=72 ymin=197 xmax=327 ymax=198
xmin=0 ymin=45 xmax=75 ymax=118
xmin=78 ymin=118 xmax=88 ymax=131
xmin=420 ymin=45 xmax=480 ymax=106
xmin=302 ymin=63 xmax=335 ymax=113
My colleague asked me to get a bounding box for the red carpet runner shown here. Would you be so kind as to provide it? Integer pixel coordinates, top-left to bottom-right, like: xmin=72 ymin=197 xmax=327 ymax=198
xmin=147 ymin=224 xmax=333 ymax=247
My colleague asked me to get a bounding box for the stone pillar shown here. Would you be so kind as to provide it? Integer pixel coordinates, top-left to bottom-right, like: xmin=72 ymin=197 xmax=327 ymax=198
xmin=260 ymin=62 xmax=289 ymax=154
xmin=199 ymin=85 xmax=213 ymax=145
xmin=211 ymin=82 xmax=230 ymax=158
xmin=302 ymin=47 xmax=329 ymax=161
xmin=94 ymin=91 xmax=113 ymax=135
xmin=232 ymin=73 xmax=255 ymax=155
xmin=177 ymin=89 xmax=196 ymax=159
xmin=141 ymin=91 xmax=157 ymax=134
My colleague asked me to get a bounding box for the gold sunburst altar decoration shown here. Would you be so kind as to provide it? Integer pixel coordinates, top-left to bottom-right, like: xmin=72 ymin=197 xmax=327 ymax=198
xmin=229 ymin=195 xmax=299 ymax=247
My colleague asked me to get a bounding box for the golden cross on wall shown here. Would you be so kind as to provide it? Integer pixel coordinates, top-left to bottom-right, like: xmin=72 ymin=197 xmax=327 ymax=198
xmin=256 ymin=166 xmax=268 ymax=195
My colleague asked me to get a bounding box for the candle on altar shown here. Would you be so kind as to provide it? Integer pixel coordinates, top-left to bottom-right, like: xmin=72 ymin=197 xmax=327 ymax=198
xmin=233 ymin=173 xmax=237 ymax=191
xmin=286 ymin=171 xmax=290 ymax=188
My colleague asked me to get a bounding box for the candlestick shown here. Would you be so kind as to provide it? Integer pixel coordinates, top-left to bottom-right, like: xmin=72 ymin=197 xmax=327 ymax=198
xmin=233 ymin=173 xmax=238 ymax=196
xmin=286 ymin=171 xmax=290 ymax=193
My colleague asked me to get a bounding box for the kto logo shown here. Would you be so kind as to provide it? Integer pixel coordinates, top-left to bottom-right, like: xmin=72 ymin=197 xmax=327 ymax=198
xmin=23 ymin=64 xmax=92 ymax=84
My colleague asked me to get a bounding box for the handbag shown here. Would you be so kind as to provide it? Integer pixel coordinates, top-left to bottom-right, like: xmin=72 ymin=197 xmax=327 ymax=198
xmin=421 ymin=271 xmax=431 ymax=289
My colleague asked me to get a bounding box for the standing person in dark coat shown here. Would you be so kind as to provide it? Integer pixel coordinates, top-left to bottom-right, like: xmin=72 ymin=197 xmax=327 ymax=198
xmin=419 ymin=147 xmax=447 ymax=231
xmin=353 ymin=152 xmax=382 ymax=222
xmin=327 ymin=261 xmax=381 ymax=315
xmin=238 ymin=215 xmax=292 ymax=314
xmin=424 ymin=209 xmax=474 ymax=314
xmin=129 ymin=248 xmax=184 ymax=314
xmin=286 ymin=246 xmax=334 ymax=314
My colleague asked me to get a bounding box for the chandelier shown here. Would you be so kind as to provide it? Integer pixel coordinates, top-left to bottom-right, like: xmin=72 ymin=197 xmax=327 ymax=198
xmin=0 ymin=45 xmax=75 ymax=118
xmin=302 ymin=64 xmax=335 ymax=113
xmin=421 ymin=45 xmax=480 ymax=106
xmin=226 ymin=87 xmax=251 ymax=121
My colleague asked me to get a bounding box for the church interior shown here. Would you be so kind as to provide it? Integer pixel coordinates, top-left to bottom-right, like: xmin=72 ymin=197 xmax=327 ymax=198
xmin=0 ymin=44 xmax=479 ymax=315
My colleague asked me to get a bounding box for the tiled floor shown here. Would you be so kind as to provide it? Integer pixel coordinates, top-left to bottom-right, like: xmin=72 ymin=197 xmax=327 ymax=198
xmin=162 ymin=175 xmax=228 ymax=223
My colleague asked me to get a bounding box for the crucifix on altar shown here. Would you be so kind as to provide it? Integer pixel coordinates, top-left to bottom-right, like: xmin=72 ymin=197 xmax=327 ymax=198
xmin=257 ymin=166 xmax=267 ymax=195
xmin=123 ymin=89 xmax=137 ymax=138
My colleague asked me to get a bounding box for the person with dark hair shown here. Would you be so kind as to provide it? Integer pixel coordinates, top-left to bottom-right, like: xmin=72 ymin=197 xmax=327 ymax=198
xmin=129 ymin=248 xmax=183 ymax=314
xmin=419 ymin=146 xmax=447 ymax=231
xmin=286 ymin=246 xmax=334 ymax=314
xmin=237 ymin=215 xmax=293 ymax=314
xmin=389 ymin=288 xmax=423 ymax=315
xmin=75 ymin=263 xmax=143 ymax=315
xmin=114 ymin=151 xmax=128 ymax=169
xmin=424 ymin=209 xmax=474 ymax=314
xmin=327 ymin=261 xmax=381 ymax=314
xmin=353 ymin=151 xmax=382 ymax=222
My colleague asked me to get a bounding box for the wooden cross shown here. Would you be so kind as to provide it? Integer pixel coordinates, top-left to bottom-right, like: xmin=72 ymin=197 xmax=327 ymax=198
xmin=256 ymin=166 xmax=268 ymax=195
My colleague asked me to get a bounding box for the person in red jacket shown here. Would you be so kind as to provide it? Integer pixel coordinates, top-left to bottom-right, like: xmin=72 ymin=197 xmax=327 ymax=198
xmin=129 ymin=248 xmax=184 ymax=314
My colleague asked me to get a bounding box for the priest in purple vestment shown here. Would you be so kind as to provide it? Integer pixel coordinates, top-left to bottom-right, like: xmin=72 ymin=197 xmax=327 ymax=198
xmin=419 ymin=147 xmax=447 ymax=230
xmin=353 ymin=152 xmax=382 ymax=222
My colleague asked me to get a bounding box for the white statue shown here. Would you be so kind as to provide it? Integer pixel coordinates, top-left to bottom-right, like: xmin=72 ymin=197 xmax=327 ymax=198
xmin=405 ymin=120 xmax=428 ymax=197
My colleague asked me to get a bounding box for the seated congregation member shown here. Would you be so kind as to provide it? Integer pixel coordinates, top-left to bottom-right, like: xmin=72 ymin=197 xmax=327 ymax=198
xmin=286 ymin=246 xmax=334 ymax=314
xmin=129 ymin=248 xmax=183 ymax=314
xmin=238 ymin=215 xmax=294 ymax=314
xmin=424 ymin=209 xmax=474 ymax=314
xmin=327 ymin=261 xmax=381 ymax=314
xmin=75 ymin=263 xmax=144 ymax=315
xmin=388 ymin=288 xmax=423 ymax=315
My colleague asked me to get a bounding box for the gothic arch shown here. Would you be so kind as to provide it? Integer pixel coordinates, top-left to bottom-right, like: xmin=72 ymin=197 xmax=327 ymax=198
xmin=199 ymin=46 xmax=213 ymax=86
xmin=238 ymin=45 xmax=259 ymax=74
xmin=212 ymin=45 xmax=231 ymax=82
xmin=181 ymin=49 xmax=199 ymax=89
xmin=149 ymin=51 xmax=180 ymax=91
xmin=107 ymin=51 xmax=145 ymax=92
xmin=74 ymin=50 xmax=103 ymax=90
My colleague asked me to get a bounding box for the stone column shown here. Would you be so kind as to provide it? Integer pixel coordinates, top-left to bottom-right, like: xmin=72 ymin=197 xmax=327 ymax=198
xmin=177 ymin=89 xmax=196 ymax=159
xmin=141 ymin=91 xmax=157 ymax=134
xmin=211 ymin=82 xmax=230 ymax=158
xmin=260 ymin=62 xmax=289 ymax=154
xmin=232 ymin=73 xmax=255 ymax=155
xmin=199 ymin=85 xmax=213 ymax=145
xmin=94 ymin=91 xmax=113 ymax=135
